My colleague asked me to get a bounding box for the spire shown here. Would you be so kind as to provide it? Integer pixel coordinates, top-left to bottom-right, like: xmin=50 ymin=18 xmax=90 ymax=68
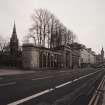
xmin=13 ymin=21 xmax=16 ymax=33
xmin=11 ymin=21 xmax=18 ymax=40
xmin=101 ymin=46 xmax=104 ymax=56
xmin=101 ymin=46 xmax=104 ymax=52
xmin=10 ymin=21 xmax=19 ymax=56
xmin=102 ymin=46 xmax=103 ymax=51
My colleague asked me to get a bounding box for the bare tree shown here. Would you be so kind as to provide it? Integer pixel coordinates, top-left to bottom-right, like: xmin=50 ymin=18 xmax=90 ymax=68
xmin=0 ymin=36 xmax=9 ymax=54
xmin=28 ymin=8 xmax=77 ymax=48
xmin=29 ymin=9 xmax=53 ymax=47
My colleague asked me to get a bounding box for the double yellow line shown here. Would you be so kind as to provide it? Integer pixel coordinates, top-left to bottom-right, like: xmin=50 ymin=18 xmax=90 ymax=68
xmin=88 ymin=76 xmax=105 ymax=105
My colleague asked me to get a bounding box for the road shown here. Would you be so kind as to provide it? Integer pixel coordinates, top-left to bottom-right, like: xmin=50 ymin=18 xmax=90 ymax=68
xmin=0 ymin=68 xmax=104 ymax=105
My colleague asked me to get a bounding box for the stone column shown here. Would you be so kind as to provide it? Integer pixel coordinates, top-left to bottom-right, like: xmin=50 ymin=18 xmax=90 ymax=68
xmin=63 ymin=51 xmax=66 ymax=69
xmin=50 ymin=54 xmax=51 ymax=68
xmin=46 ymin=53 xmax=48 ymax=68
xmin=70 ymin=51 xmax=72 ymax=68
xmin=42 ymin=53 xmax=43 ymax=68
xmin=53 ymin=54 xmax=54 ymax=68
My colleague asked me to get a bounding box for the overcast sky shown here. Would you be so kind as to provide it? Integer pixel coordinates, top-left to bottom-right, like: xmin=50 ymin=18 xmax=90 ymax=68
xmin=0 ymin=0 xmax=105 ymax=54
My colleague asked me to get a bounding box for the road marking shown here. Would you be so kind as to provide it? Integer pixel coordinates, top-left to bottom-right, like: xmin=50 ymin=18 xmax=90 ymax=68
xmin=8 ymin=88 xmax=54 ymax=105
xmin=73 ymin=78 xmax=78 ymax=82
xmin=56 ymin=81 xmax=72 ymax=89
xmin=8 ymin=70 xmax=102 ymax=105
xmin=94 ymin=94 xmax=100 ymax=105
xmin=88 ymin=94 xmax=97 ymax=105
xmin=88 ymin=75 xmax=105 ymax=105
xmin=32 ymin=76 xmax=52 ymax=81
xmin=0 ymin=82 xmax=16 ymax=87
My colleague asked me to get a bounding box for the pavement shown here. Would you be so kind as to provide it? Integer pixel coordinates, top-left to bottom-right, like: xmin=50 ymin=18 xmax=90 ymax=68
xmin=0 ymin=67 xmax=94 ymax=76
xmin=0 ymin=69 xmax=35 ymax=76
xmin=0 ymin=68 xmax=104 ymax=105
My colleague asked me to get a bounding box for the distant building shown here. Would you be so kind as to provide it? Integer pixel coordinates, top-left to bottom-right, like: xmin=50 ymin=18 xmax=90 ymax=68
xmin=70 ymin=43 xmax=82 ymax=68
xmin=69 ymin=43 xmax=97 ymax=68
xmin=80 ymin=47 xmax=96 ymax=67
xmin=96 ymin=47 xmax=104 ymax=64
xmin=101 ymin=47 xmax=104 ymax=63
xmin=0 ymin=22 xmax=22 ymax=67
xmin=9 ymin=22 xmax=19 ymax=66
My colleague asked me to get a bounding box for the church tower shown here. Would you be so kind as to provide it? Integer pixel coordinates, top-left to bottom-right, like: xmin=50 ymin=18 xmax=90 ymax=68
xmin=101 ymin=47 xmax=104 ymax=63
xmin=10 ymin=22 xmax=19 ymax=56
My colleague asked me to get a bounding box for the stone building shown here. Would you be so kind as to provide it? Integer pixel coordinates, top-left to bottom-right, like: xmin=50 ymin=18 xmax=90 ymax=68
xmin=22 ymin=42 xmax=98 ymax=70
xmin=0 ymin=22 xmax=22 ymax=67
xmin=22 ymin=44 xmax=73 ymax=70
xmin=22 ymin=43 xmax=99 ymax=70
xmin=9 ymin=22 xmax=20 ymax=66
xmin=69 ymin=43 xmax=96 ymax=68
xmin=9 ymin=22 xmax=22 ymax=67
xmin=96 ymin=47 xmax=104 ymax=64
xmin=70 ymin=43 xmax=82 ymax=68
xmin=80 ymin=48 xmax=96 ymax=67
xmin=101 ymin=47 xmax=104 ymax=63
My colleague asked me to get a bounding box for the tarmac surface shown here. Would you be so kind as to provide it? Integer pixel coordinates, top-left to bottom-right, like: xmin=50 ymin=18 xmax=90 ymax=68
xmin=0 ymin=68 xmax=104 ymax=105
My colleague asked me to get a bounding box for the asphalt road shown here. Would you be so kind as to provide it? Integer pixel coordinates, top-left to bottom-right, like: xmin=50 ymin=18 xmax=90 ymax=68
xmin=0 ymin=68 xmax=104 ymax=105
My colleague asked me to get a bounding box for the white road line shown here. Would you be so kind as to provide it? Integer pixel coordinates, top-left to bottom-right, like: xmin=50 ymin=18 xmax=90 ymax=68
xmin=8 ymin=70 xmax=102 ymax=105
xmin=0 ymin=82 xmax=16 ymax=87
xmin=32 ymin=76 xmax=52 ymax=81
xmin=73 ymin=78 xmax=78 ymax=82
xmin=8 ymin=88 xmax=54 ymax=105
xmin=56 ymin=81 xmax=72 ymax=89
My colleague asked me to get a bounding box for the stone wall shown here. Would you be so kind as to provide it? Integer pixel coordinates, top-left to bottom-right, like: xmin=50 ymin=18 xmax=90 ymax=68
xmin=22 ymin=44 xmax=39 ymax=70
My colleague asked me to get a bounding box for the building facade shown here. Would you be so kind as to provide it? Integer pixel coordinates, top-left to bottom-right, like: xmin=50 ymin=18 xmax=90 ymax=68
xmin=80 ymin=48 xmax=96 ymax=67
xmin=22 ymin=42 xmax=97 ymax=70
xmin=22 ymin=44 xmax=74 ymax=70
xmin=96 ymin=47 xmax=104 ymax=64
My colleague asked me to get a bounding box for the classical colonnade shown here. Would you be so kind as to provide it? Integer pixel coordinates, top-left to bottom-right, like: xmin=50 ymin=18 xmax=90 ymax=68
xmin=39 ymin=50 xmax=62 ymax=69
xmin=22 ymin=44 xmax=80 ymax=70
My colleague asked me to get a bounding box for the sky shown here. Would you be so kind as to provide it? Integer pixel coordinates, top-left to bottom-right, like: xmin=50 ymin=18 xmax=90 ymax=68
xmin=0 ymin=0 xmax=105 ymax=54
